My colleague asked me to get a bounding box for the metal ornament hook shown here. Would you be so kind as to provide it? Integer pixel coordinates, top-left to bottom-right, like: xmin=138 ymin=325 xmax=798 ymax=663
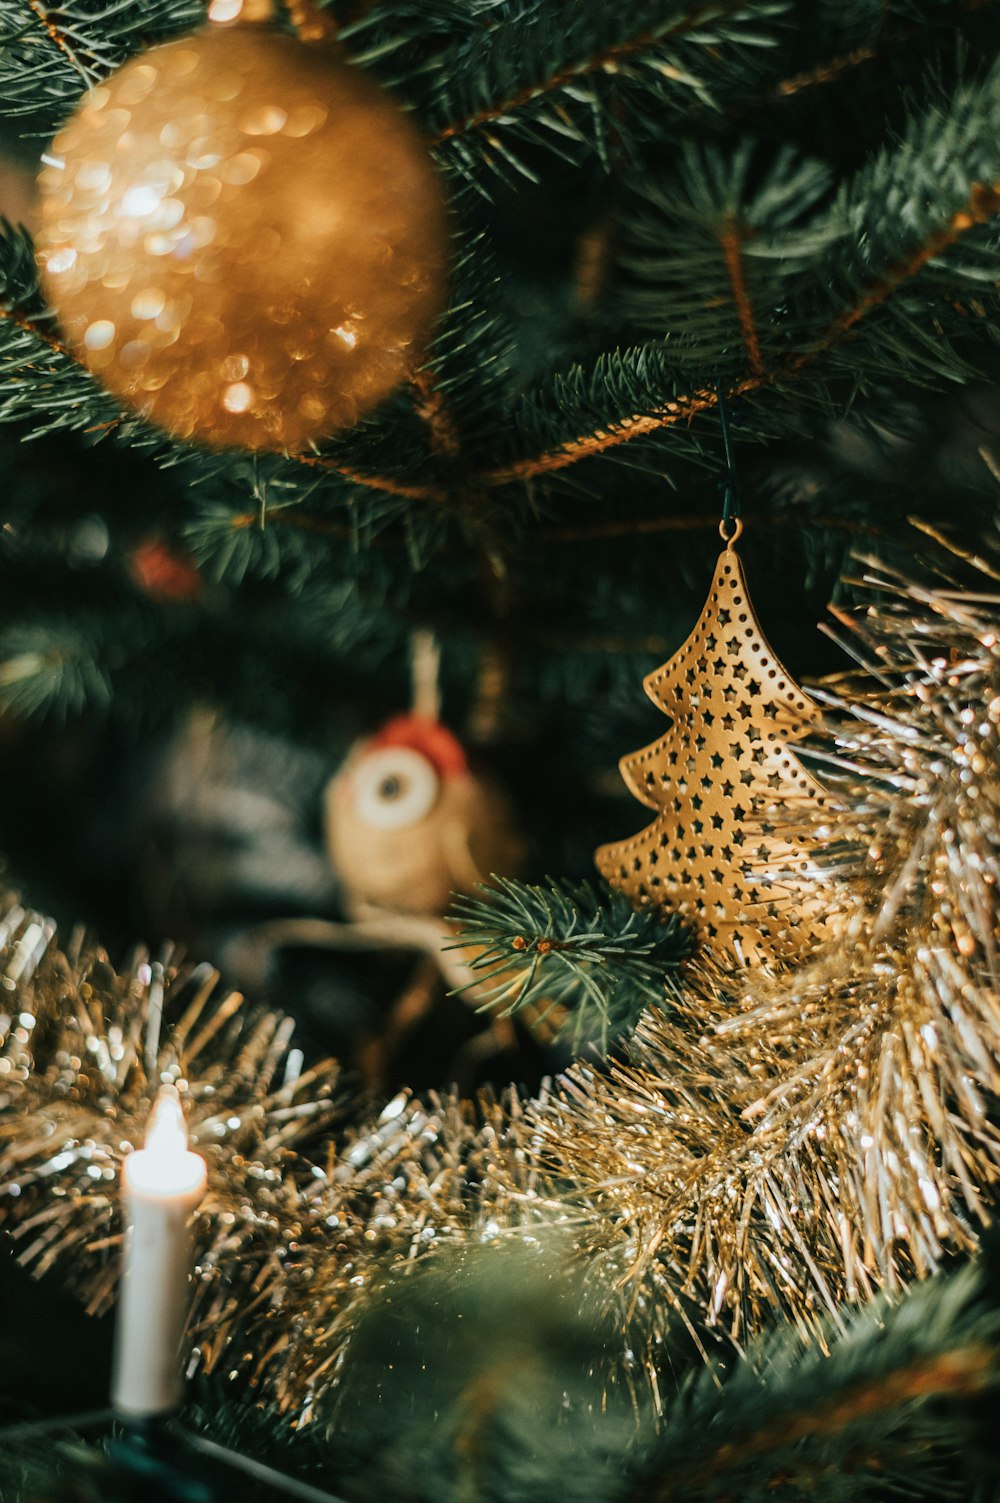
xmin=719 ymin=515 xmax=743 ymax=549
xmin=716 ymin=377 xmax=743 ymax=547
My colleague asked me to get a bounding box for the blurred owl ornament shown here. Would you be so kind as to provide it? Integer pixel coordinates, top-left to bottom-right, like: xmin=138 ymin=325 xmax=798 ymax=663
xmin=248 ymin=635 xmax=532 ymax=1085
xmin=320 ymin=712 xmax=529 ymax=1083
xmin=325 ymin=715 xmax=523 ymax=920
xmin=36 ymin=1 xmax=448 ymax=451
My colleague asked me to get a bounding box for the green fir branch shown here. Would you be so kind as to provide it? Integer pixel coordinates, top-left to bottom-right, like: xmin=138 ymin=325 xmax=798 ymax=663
xmin=352 ymin=0 xmax=1000 ymax=188
xmin=422 ymin=0 xmax=790 ymax=184
xmin=0 ymin=0 xmax=204 ymax=122
xmin=413 ymin=220 xmax=521 ymax=445
xmin=612 ymin=141 xmax=839 ymax=369
xmin=0 ymin=618 xmax=112 ymax=719
xmin=636 ymin=1258 xmax=1000 ymax=1503
xmin=450 ymin=876 xmax=690 ymax=1049
xmin=480 ymin=61 xmax=1000 ymax=483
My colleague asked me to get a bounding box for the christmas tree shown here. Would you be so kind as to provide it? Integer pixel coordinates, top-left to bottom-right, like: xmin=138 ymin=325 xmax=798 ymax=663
xmin=2 ymin=1 xmax=1000 ymax=1499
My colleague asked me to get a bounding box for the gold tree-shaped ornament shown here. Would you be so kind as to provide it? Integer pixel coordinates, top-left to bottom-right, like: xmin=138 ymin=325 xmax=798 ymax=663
xmin=595 ymin=524 xmax=828 ymax=965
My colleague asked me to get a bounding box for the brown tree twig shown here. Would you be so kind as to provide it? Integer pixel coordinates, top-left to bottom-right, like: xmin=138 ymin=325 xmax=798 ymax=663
xmin=806 ymin=182 xmax=1000 ymax=349
xmin=290 ymin=452 xmax=444 ymax=500
xmin=411 ymin=368 xmax=462 ymax=460
xmin=25 ymin=0 xmax=105 ymax=86
xmin=740 ymin=0 xmax=999 ymax=114
xmin=650 ymin=1344 xmax=995 ymax=1502
xmin=431 ymin=0 xmax=755 ymax=145
xmin=5 ymin=176 xmax=999 ymax=504
xmin=720 ymin=217 xmax=763 ymax=375
xmin=481 ymin=177 xmax=1000 ymax=486
xmin=480 ymin=375 xmax=759 ymax=484
xmin=0 ymin=303 xmax=74 ymax=361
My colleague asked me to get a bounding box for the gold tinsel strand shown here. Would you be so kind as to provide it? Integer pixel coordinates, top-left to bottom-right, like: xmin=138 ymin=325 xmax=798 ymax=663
xmin=1 ymin=533 xmax=999 ymax=1414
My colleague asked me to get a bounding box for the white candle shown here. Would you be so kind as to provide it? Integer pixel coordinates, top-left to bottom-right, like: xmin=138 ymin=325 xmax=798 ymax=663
xmin=111 ymin=1085 xmax=207 ymax=1418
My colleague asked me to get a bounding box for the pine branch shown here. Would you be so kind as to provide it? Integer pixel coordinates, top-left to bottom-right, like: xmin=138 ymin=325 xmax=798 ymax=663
xmin=429 ymin=0 xmax=779 ymax=145
xmin=399 ymin=0 xmax=1000 ymax=187
xmin=480 ymin=367 xmax=773 ymax=484
xmin=199 ymin=0 xmax=1000 ymax=163
xmin=0 ymin=0 xmax=203 ymax=120
xmin=481 ymin=66 xmax=1000 ymax=484
xmin=388 ymin=0 xmax=792 ymax=185
xmin=733 ymin=0 xmax=1000 ymax=117
xmin=634 ymin=1259 xmax=1000 ymax=1503
xmin=291 ymin=452 xmax=446 ymax=501
xmin=0 ymin=618 xmax=112 ymax=719
xmin=719 ymin=217 xmax=765 ymax=375
xmin=23 ymin=0 xmax=106 ymax=88
xmin=451 ymin=877 xmax=689 ymax=1049
xmin=411 ymin=221 xmax=521 ymax=444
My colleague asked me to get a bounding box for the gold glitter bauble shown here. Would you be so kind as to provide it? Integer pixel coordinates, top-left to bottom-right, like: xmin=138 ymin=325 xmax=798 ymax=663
xmin=595 ymin=525 xmax=829 ymax=964
xmin=36 ymin=25 xmax=449 ymax=451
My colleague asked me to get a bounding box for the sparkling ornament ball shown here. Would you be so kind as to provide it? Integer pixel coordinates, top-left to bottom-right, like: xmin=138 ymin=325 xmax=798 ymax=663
xmin=36 ymin=27 xmax=449 ymax=451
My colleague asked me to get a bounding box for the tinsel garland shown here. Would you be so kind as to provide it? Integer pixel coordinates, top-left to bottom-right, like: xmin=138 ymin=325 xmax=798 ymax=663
xmin=1 ymin=531 xmax=998 ymax=1415
xmin=536 ymin=533 xmax=1000 ymax=1351
xmin=0 ymin=918 xmax=538 ymax=1407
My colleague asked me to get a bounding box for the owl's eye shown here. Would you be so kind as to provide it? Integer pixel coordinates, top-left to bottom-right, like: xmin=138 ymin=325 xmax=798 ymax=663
xmin=352 ymin=746 xmax=440 ymax=830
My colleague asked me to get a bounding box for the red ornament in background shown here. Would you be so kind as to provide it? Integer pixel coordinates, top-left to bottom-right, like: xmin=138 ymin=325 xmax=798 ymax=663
xmin=130 ymin=537 xmax=204 ymax=603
